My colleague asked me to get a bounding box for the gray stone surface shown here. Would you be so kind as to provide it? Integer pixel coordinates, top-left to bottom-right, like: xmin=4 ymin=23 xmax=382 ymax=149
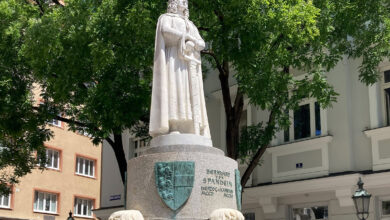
xmin=126 ymin=144 xmax=239 ymax=219
xmin=150 ymin=133 xmax=213 ymax=148
xmin=144 ymin=144 xmax=223 ymax=156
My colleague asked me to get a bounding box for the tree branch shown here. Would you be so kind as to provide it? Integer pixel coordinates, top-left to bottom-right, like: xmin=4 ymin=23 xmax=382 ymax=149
xmin=105 ymin=137 xmax=115 ymax=147
xmin=198 ymin=27 xmax=210 ymax=32
xmin=213 ymin=9 xmax=224 ymax=24
xmin=240 ymin=106 xmax=277 ymax=187
xmin=201 ymin=50 xmax=225 ymax=76
xmin=33 ymin=0 xmax=45 ymax=15
xmin=51 ymin=0 xmax=64 ymax=6
xmin=241 ymin=67 xmax=291 ymax=187
xmin=219 ymin=63 xmax=233 ymax=115
xmin=32 ymin=106 xmax=85 ymax=127
xmin=233 ymin=88 xmax=244 ymax=125
xmin=32 ymin=106 xmax=103 ymax=135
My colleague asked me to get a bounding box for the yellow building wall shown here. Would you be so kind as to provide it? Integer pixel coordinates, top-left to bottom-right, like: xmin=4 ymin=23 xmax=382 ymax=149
xmin=0 ymin=123 xmax=102 ymax=220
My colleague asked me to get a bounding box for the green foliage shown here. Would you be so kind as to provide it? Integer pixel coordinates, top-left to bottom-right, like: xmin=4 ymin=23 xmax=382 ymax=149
xmin=0 ymin=0 xmax=51 ymax=194
xmin=21 ymin=0 xmax=158 ymax=141
xmin=186 ymin=0 xmax=389 ymax=163
xmin=0 ymin=0 xmax=163 ymax=193
xmin=0 ymin=0 xmax=389 ymax=190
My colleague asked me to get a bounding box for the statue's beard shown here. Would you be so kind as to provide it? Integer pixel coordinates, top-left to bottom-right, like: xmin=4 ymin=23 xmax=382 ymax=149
xmin=177 ymin=8 xmax=187 ymax=15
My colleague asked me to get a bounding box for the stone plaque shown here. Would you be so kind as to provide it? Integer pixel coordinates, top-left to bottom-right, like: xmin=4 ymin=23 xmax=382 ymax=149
xmin=155 ymin=161 xmax=195 ymax=211
xmin=235 ymin=169 xmax=242 ymax=211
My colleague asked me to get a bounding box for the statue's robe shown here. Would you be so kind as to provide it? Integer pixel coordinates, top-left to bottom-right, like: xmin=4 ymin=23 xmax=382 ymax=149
xmin=149 ymin=13 xmax=210 ymax=138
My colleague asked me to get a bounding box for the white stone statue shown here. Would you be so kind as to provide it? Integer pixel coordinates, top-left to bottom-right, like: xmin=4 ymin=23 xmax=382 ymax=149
xmin=108 ymin=210 xmax=144 ymax=220
xmin=210 ymin=209 xmax=245 ymax=220
xmin=149 ymin=0 xmax=210 ymax=138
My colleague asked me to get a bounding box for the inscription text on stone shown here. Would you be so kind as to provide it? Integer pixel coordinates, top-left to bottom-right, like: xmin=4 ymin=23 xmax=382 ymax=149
xmin=201 ymin=169 xmax=233 ymax=198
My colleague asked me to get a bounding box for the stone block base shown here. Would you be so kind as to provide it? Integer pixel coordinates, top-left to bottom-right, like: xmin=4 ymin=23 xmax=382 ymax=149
xmin=126 ymin=134 xmax=241 ymax=219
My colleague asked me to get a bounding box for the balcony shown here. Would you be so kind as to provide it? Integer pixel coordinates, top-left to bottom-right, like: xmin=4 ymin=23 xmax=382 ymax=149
xmin=267 ymin=136 xmax=333 ymax=183
xmin=364 ymin=126 xmax=390 ymax=171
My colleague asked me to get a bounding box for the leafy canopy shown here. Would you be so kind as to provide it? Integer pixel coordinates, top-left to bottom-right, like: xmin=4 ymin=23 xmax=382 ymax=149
xmin=186 ymin=0 xmax=390 ymax=162
xmin=0 ymin=0 xmax=163 ymax=193
xmin=0 ymin=0 xmax=51 ymax=194
xmin=0 ymin=0 xmax=389 ymax=191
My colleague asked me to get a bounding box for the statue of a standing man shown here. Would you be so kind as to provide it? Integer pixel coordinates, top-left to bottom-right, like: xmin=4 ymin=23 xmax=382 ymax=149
xmin=149 ymin=0 xmax=210 ymax=138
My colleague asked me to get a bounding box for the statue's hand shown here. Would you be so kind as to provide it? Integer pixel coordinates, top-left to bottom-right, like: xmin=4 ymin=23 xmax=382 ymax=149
xmin=185 ymin=41 xmax=195 ymax=52
xmin=185 ymin=34 xmax=197 ymax=43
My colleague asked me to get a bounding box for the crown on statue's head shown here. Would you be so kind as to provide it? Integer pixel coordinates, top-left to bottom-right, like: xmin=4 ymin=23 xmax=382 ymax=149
xmin=167 ymin=0 xmax=189 ymax=17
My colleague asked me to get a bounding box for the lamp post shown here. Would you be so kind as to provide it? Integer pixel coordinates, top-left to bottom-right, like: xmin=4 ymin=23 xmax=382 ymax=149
xmin=352 ymin=178 xmax=371 ymax=220
xmin=67 ymin=211 xmax=75 ymax=220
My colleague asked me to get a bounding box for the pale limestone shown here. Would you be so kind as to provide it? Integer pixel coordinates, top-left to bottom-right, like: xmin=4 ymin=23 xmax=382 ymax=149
xmin=149 ymin=133 xmax=213 ymax=148
xmin=144 ymin=144 xmax=224 ymax=156
xmin=117 ymin=1 xmax=244 ymax=219
xmin=109 ymin=210 xmax=144 ymax=220
xmin=126 ymin=143 xmax=240 ymax=219
xmin=149 ymin=0 xmax=210 ymax=138
xmin=209 ymin=209 xmax=245 ymax=220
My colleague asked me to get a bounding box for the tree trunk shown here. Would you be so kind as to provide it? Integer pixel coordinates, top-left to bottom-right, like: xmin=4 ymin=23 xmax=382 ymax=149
xmin=225 ymin=118 xmax=240 ymax=160
xmin=240 ymin=144 xmax=267 ymax=187
xmin=218 ymin=61 xmax=244 ymax=160
xmin=105 ymin=134 xmax=128 ymax=184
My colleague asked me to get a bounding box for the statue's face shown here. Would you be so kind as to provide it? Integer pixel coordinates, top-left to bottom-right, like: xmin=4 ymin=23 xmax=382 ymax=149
xmin=177 ymin=0 xmax=188 ymax=13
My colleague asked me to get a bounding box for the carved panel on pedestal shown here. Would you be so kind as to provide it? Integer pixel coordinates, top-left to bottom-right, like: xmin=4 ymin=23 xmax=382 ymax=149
xmin=155 ymin=161 xmax=195 ymax=211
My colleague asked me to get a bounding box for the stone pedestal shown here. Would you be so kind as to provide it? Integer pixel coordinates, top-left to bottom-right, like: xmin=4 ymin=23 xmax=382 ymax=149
xmin=126 ymin=134 xmax=241 ymax=220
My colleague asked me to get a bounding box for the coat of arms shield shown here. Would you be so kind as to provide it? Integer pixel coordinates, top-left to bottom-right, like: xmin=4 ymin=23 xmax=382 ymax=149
xmin=155 ymin=161 xmax=195 ymax=211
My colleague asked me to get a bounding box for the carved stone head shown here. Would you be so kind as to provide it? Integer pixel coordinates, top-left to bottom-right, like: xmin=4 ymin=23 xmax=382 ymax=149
xmin=167 ymin=0 xmax=189 ymax=18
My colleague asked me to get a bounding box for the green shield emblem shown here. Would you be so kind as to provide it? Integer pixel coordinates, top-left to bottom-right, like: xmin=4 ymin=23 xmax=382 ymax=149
xmin=155 ymin=161 xmax=195 ymax=211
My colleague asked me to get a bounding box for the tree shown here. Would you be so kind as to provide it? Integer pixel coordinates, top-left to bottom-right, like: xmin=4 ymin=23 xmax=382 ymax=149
xmin=0 ymin=0 xmax=164 ymax=193
xmin=1 ymin=0 xmax=389 ymax=194
xmin=187 ymin=0 xmax=390 ymax=187
xmin=0 ymin=0 xmax=51 ymax=194
xmin=21 ymin=0 xmax=161 ymax=184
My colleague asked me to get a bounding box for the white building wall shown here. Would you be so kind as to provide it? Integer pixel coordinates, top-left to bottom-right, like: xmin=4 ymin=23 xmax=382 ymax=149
xmin=326 ymin=58 xmax=356 ymax=173
xmin=97 ymin=57 xmax=390 ymax=220
xmin=202 ymin=58 xmax=390 ymax=219
xmin=100 ymin=131 xmax=132 ymax=208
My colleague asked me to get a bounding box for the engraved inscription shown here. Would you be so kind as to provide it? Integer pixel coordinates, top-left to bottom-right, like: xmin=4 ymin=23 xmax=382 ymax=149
xmin=201 ymin=169 xmax=234 ymax=198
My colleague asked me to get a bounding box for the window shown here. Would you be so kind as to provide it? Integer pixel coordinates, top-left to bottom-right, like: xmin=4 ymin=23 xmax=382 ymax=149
xmin=74 ymin=197 xmax=93 ymax=218
xmin=39 ymin=101 xmax=62 ymax=128
xmin=284 ymin=101 xmax=323 ymax=142
xmin=384 ymin=70 xmax=390 ymax=126
xmin=294 ymin=104 xmax=311 ymax=139
xmin=132 ymin=138 xmax=149 ymax=158
xmin=244 ymin=213 xmax=255 ymax=220
xmin=76 ymin=156 xmax=95 ymax=178
xmin=33 ymin=191 xmax=57 ymax=214
xmin=0 ymin=193 xmax=10 ymax=208
xmin=382 ymin=200 xmax=390 ymax=218
xmin=45 ymin=149 xmax=60 ymax=170
xmin=48 ymin=115 xmax=62 ymax=127
xmin=291 ymin=206 xmax=328 ymax=220
xmin=385 ymin=88 xmax=390 ymax=126
xmin=48 ymin=114 xmax=62 ymax=127
xmin=76 ymin=129 xmax=92 ymax=137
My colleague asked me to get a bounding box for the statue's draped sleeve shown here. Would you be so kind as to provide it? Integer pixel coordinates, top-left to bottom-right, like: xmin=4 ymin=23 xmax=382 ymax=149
xmin=149 ymin=15 xmax=169 ymax=137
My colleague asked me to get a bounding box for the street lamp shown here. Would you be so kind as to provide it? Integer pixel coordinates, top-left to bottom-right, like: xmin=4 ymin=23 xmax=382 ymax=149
xmin=67 ymin=211 xmax=75 ymax=220
xmin=352 ymin=178 xmax=371 ymax=220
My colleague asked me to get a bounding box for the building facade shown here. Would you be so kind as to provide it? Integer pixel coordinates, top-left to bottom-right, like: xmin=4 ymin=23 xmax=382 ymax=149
xmin=97 ymin=58 xmax=390 ymax=220
xmin=0 ymin=115 xmax=102 ymax=220
xmin=238 ymin=59 xmax=390 ymax=220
